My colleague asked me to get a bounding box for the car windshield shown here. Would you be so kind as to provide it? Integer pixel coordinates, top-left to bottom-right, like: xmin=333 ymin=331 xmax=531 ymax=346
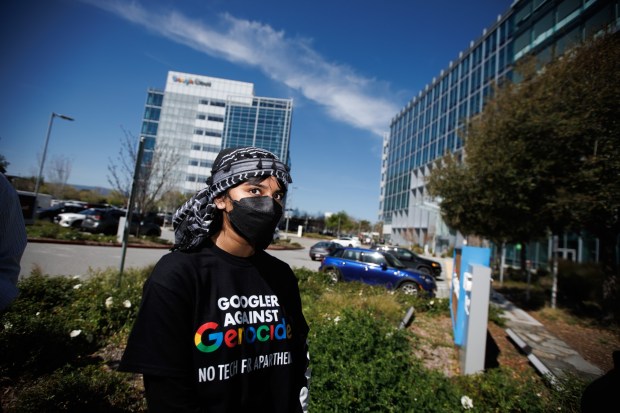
xmin=383 ymin=252 xmax=406 ymax=268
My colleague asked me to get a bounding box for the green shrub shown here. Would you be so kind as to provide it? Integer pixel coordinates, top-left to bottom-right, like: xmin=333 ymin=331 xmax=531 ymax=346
xmin=27 ymin=221 xmax=88 ymax=240
xmin=0 ymin=269 xmax=148 ymax=380
xmin=11 ymin=364 xmax=146 ymax=412
xmin=27 ymin=221 xmax=169 ymax=245
xmin=307 ymin=307 xmax=476 ymax=412
xmin=454 ymin=367 xmax=546 ymax=412
xmin=309 ymin=308 xmax=432 ymax=412
xmin=0 ymin=266 xmax=585 ymax=412
xmin=487 ymin=304 xmax=507 ymax=327
xmin=0 ymin=274 xmax=100 ymax=377
xmin=557 ymin=260 xmax=605 ymax=315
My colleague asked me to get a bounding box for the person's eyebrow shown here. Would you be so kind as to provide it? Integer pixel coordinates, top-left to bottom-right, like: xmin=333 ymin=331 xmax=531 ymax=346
xmin=247 ymin=181 xmax=286 ymax=194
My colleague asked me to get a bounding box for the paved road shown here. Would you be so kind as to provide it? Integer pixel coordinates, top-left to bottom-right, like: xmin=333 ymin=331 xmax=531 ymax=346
xmin=20 ymin=230 xmax=322 ymax=278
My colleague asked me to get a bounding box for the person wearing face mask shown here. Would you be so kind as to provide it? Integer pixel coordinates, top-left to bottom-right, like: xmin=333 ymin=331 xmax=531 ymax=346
xmin=119 ymin=147 xmax=310 ymax=413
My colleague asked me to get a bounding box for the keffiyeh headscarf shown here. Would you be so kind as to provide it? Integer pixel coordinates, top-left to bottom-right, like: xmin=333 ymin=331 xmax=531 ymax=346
xmin=172 ymin=146 xmax=292 ymax=251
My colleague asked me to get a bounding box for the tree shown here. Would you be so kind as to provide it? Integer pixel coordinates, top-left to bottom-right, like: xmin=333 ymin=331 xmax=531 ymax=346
xmin=358 ymin=220 xmax=371 ymax=233
xmin=107 ymin=127 xmax=135 ymax=202
xmin=158 ymin=190 xmax=187 ymax=215
xmin=428 ymin=33 xmax=620 ymax=309
xmin=107 ymin=127 xmax=181 ymax=214
xmin=47 ymin=154 xmax=73 ymax=199
xmin=429 ymin=57 xmax=552 ymax=269
xmin=325 ymin=211 xmax=354 ymax=235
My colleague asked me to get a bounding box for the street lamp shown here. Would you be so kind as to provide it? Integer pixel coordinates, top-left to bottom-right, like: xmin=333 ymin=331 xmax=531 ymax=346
xmin=33 ymin=112 xmax=75 ymax=207
xmin=283 ymin=186 xmax=298 ymax=237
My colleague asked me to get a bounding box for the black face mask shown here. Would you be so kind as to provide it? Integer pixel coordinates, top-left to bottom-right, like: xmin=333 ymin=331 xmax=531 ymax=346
xmin=227 ymin=196 xmax=283 ymax=250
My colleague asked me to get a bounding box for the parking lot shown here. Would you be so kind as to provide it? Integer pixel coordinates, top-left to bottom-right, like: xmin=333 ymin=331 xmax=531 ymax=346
xmin=21 ymin=228 xmax=450 ymax=297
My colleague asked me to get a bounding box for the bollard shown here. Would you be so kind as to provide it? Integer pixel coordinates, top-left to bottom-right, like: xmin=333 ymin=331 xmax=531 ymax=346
xmin=399 ymin=306 xmax=415 ymax=329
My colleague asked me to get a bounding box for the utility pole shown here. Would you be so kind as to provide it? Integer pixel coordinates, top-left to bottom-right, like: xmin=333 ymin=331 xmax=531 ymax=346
xmin=118 ymin=136 xmax=145 ymax=287
xmin=34 ymin=112 xmax=74 ymax=207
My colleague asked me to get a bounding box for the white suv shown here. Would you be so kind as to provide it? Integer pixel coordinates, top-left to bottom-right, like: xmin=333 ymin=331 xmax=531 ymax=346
xmin=331 ymin=236 xmax=361 ymax=248
xmin=55 ymin=208 xmax=97 ymax=228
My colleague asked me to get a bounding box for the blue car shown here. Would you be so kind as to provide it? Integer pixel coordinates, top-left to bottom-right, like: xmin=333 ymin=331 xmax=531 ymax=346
xmin=319 ymin=247 xmax=436 ymax=297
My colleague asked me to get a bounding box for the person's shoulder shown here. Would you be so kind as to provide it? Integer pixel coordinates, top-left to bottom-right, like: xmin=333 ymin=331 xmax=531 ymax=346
xmin=157 ymin=247 xmax=203 ymax=265
xmin=257 ymin=250 xmax=291 ymax=268
xmin=150 ymin=245 xmax=218 ymax=280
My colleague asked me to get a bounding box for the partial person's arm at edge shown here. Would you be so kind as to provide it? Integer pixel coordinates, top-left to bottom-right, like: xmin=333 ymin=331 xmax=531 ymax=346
xmin=0 ymin=174 xmax=27 ymax=311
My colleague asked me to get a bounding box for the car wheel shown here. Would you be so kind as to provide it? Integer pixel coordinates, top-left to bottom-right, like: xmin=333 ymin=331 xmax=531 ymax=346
xmin=399 ymin=282 xmax=420 ymax=297
xmin=418 ymin=267 xmax=432 ymax=275
xmin=71 ymin=220 xmax=83 ymax=228
xmin=325 ymin=268 xmax=341 ymax=284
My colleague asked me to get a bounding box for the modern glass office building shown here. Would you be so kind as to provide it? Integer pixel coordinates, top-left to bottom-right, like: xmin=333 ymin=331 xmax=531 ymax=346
xmin=222 ymin=96 xmax=293 ymax=164
xmin=380 ymin=0 xmax=618 ymax=260
xmin=140 ymin=71 xmax=293 ymax=194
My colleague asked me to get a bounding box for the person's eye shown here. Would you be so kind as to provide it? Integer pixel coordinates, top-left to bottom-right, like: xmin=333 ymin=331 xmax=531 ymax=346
xmin=249 ymin=188 xmax=261 ymax=195
xmin=273 ymin=193 xmax=284 ymax=201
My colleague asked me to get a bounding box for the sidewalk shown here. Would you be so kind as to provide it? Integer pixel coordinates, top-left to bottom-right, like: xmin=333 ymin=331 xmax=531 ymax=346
xmin=433 ymin=262 xmax=604 ymax=384
xmin=489 ymin=289 xmax=604 ymax=385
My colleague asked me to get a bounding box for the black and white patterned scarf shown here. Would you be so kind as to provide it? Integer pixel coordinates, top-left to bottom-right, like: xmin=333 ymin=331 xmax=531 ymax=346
xmin=172 ymin=146 xmax=292 ymax=251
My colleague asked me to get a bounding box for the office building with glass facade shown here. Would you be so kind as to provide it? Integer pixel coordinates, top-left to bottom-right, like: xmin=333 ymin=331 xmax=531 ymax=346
xmin=380 ymin=0 xmax=618 ymax=262
xmin=140 ymin=71 xmax=293 ymax=194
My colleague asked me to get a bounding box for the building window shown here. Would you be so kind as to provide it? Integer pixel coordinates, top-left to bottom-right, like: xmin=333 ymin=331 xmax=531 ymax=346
xmin=141 ymin=121 xmax=158 ymax=135
xmin=197 ymin=114 xmax=206 ymax=120
xmin=514 ymin=30 xmax=531 ymax=55
xmin=533 ymin=11 xmax=554 ymax=45
xmin=208 ymin=115 xmax=224 ymax=122
xmin=144 ymin=107 xmax=161 ymax=120
xmin=147 ymin=92 xmax=163 ymax=106
xmin=557 ymin=0 xmax=581 ymax=22
xmin=515 ymin=2 xmax=533 ymax=28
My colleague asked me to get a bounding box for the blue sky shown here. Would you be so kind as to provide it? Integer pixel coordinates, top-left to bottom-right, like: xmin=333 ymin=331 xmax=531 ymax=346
xmin=1 ymin=0 xmax=513 ymax=222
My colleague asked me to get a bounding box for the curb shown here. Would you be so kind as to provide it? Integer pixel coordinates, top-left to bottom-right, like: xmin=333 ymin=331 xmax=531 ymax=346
xmin=27 ymin=238 xmax=304 ymax=251
xmin=27 ymin=238 xmax=172 ymax=250
xmin=505 ymin=327 xmax=560 ymax=389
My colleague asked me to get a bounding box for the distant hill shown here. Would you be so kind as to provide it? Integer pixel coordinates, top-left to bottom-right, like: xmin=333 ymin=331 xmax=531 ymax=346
xmin=70 ymin=184 xmax=113 ymax=195
xmin=5 ymin=175 xmax=114 ymax=196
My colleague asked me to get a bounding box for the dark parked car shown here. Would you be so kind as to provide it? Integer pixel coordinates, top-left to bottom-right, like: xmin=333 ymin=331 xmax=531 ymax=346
xmin=308 ymin=241 xmax=341 ymax=261
xmin=373 ymin=245 xmax=442 ymax=278
xmin=319 ymin=247 xmax=436 ymax=297
xmin=36 ymin=203 xmax=86 ymax=222
xmin=81 ymin=209 xmax=162 ymax=237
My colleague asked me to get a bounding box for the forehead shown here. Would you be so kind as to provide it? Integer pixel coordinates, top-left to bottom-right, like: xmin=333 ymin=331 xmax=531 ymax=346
xmin=239 ymin=175 xmax=284 ymax=190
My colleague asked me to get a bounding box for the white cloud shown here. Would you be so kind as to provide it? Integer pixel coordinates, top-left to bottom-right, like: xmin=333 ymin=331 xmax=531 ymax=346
xmin=85 ymin=0 xmax=398 ymax=136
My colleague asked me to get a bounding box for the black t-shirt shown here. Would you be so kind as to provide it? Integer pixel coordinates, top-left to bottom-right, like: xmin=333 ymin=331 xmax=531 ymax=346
xmin=119 ymin=241 xmax=310 ymax=412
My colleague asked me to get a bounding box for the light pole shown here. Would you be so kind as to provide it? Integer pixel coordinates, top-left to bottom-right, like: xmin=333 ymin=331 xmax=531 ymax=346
xmin=283 ymin=186 xmax=297 ymax=237
xmin=33 ymin=112 xmax=74 ymax=207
